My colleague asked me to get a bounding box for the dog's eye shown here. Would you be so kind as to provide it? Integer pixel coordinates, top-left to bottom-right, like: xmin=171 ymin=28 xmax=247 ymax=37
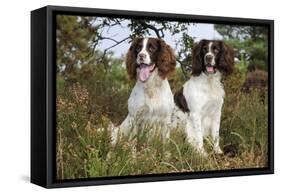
xmin=203 ymin=47 xmax=208 ymax=52
xmin=148 ymin=44 xmax=156 ymax=52
xmin=214 ymin=48 xmax=219 ymax=53
xmin=136 ymin=46 xmax=142 ymax=53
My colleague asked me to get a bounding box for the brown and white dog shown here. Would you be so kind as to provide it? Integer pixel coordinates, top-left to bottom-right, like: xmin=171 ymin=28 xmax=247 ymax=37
xmin=112 ymin=37 xmax=176 ymax=144
xmin=173 ymin=39 xmax=234 ymax=155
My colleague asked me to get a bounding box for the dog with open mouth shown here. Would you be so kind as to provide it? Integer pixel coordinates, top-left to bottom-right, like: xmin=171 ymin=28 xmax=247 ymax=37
xmin=111 ymin=37 xmax=176 ymax=144
xmin=173 ymin=39 xmax=234 ymax=156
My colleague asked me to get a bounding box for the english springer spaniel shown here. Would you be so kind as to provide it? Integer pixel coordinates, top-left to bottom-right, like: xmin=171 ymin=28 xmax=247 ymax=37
xmin=112 ymin=37 xmax=176 ymax=144
xmin=173 ymin=39 xmax=234 ymax=155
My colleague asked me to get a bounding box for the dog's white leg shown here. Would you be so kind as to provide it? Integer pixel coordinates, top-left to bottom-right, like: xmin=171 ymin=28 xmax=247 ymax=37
xmin=164 ymin=115 xmax=172 ymax=140
xmin=211 ymin=109 xmax=223 ymax=154
xmin=162 ymin=123 xmax=171 ymax=145
xmin=165 ymin=127 xmax=170 ymax=140
xmin=111 ymin=115 xmax=132 ymax=145
xmin=119 ymin=115 xmax=133 ymax=134
xmin=111 ymin=126 xmax=119 ymax=146
xmin=187 ymin=113 xmax=207 ymax=156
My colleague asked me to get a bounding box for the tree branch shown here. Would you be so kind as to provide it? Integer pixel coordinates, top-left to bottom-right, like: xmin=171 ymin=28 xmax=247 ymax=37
xmin=176 ymin=58 xmax=191 ymax=80
xmin=99 ymin=36 xmax=131 ymax=63
xmin=139 ymin=21 xmax=164 ymax=38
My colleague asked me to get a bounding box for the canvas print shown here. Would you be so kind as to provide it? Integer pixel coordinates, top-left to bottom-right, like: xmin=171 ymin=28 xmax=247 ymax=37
xmin=56 ymin=14 xmax=269 ymax=180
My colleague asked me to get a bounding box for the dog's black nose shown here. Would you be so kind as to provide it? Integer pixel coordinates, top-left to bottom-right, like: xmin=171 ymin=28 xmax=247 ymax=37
xmin=206 ymin=55 xmax=213 ymax=62
xmin=139 ymin=53 xmax=146 ymax=60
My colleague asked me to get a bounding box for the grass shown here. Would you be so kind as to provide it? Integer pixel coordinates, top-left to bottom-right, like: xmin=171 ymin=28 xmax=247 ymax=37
xmin=56 ymin=70 xmax=268 ymax=180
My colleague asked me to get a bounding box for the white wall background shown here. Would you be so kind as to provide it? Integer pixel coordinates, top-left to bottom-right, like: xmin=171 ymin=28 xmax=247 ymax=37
xmin=0 ymin=0 xmax=279 ymax=193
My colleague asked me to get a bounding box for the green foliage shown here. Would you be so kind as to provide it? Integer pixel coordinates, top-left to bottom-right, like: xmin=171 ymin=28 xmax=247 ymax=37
xmin=78 ymin=60 xmax=131 ymax=125
xmin=56 ymin=16 xmax=99 ymax=78
xmin=56 ymin=70 xmax=268 ymax=180
xmin=215 ymin=25 xmax=268 ymax=72
xmin=221 ymin=71 xmax=268 ymax=166
xmin=169 ymin=67 xmax=190 ymax=93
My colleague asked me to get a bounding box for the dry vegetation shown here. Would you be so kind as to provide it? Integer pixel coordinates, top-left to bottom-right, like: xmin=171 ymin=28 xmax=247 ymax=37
xmin=56 ymin=68 xmax=268 ymax=180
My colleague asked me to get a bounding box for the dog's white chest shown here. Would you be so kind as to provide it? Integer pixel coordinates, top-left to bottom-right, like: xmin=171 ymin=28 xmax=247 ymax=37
xmin=128 ymin=78 xmax=174 ymax=120
xmin=184 ymin=73 xmax=225 ymax=112
xmin=205 ymin=76 xmax=224 ymax=101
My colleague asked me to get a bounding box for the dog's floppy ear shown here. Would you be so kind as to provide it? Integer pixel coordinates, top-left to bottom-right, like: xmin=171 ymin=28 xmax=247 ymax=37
xmin=192 ymin=40 xmax=205 ymax=76
xmin=218 ymin=41 xmax=235 ymax=76
xmin=156 ymin=39 xmax=176 ymax=79
xmin=126 ymin=38 xmax=142 ymax=80
xmin=174 ymin=87 xmax=189 ymax=113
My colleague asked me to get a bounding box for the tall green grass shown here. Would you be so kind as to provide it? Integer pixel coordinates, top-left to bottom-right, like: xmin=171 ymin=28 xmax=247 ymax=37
xmin=56 ymin=70 xmax=268 ymax=180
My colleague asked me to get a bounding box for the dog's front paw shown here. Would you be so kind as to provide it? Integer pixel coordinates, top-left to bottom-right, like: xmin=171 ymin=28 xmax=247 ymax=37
xmin=214 ymin=146 xmax=223 ymax=155
xmin=198 ymin=148 xmax=208 ymax=157
xmin=111 ymin=126 xmax=119 ymax=146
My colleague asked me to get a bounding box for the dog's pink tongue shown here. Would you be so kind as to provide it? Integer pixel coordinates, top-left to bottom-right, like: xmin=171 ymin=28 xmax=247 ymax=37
xmin=139 ymin=64 xmax=155 ymax=82
xmin=139 ymin=66 xmax=151 ymax=82
xmin=206 ymin=66 xmax=214 ymax=73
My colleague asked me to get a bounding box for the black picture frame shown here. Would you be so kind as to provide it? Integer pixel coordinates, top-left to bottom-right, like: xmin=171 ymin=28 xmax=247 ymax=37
xmin=31 ymin=5 xmax=274 ymax=188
